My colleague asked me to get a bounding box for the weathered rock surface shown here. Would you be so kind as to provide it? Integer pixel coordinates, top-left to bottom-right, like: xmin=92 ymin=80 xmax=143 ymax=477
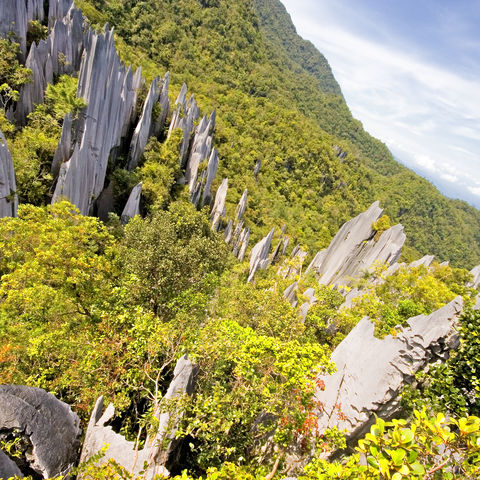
xmin=17 ymin=3 xmax=85 ymax=123
xmin=80 ymin=355 xmax=197 ymax=479
xmin=235 ymin=189 xmax=248 ymax=222
xmin=168 ymin=85 xmax=200 ymax=168
xmin=248 ymin=228 xmax=275 ymax=282
xmin=284 ymin=281 xmax=298 ymax=307
xmin=121 ymin=182 xmax=142 ymax=225
xmin=312 ymin=202 xmax=405 ymax=286
xmin=0 ymin=449 xmax=24 ymax=479
xmin=128 ymin=72 xmax=169 ymax=170
xmin=199 ymin=148 xmax=219 ymax=207
xmin=314 ymin=297 xmax=464 ymax=449
xmin=0 ymin=129 xmax=18 ymax=218
xmin=53 ymin=26 xmax=143 ymax=214
xmin=211 ymin=178 xmax=228 ymax=231
xmin=185 ymin=111 xmax=215 ymax=195
xmin=0 ymin=385 xmax=81 ymax=479
xmin=409 ymin=255 xmax=435 ymax=269
xmin=469 ymin=264 xmax=480 ymax=289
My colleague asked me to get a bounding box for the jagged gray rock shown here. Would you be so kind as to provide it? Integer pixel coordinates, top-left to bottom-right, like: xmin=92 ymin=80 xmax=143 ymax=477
xmin=248 ymin=228 xmax=275 ymax=282
xmin=168 ymin=85 xmax=200 ymax=168
xmin=17 ymin=4 xmax=85 ymax=123
xmin=284 ymin=281 xmax=298 ymax=307
xmin=80 ymin=355 xmax=197 ymax=479
xmin=52 ymin=26 xmax=142 ymax=214
xmin=278 ymin=245 xmax=308 ymax=280
xmin=235 ymin=189 xmax=248 ymax=221
xmin=199 ymin=148 xmax=219 ymax=207
xmin=0 ymin=129 xmax=18 ymax=218
xmin=237 ymin=228 xmax=250 ymax=261
xmin=0 ymin=1 xmax=28 ymax=58
xmin=51 ymin=113 xmax=72 ymax=177
xmin=305 ymin=250 xmax=326 ymax=276
xmin=121 ymin=182 xmax=142 ymax=225
xmin=0 ymin=385 xmax=81 ymax=478
xmin=128 ymin=73 xmax=169 ymax=170
xmin=211 ymin=178 xmax=228 ymax=231
xmin=469 ymin=264 xmax=480 ymax=289
xmin=409 ymin=255 xmax=435 ymax=269
xmin=312 ymin=202 xmax=405 ymax=286
xmin=314 ymin=297 xmax=464 ymax=449
xmin=185 ymin=112 xmax=215 ymax=194
xmin=224 ymin=219 xmax=233 ymax=244
xmin=299 ymin=288 xmax=317 ymax=321
xmin=152 ymin=71 xmax=170 ymax=137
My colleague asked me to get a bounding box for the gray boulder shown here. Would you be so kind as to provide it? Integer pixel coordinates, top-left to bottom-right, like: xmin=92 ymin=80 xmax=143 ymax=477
xmin=0 ymin=449 xmax=24 ymax=479
xmin=0 ymin=385 xmax=81 ymax=478
xmin=0 ymin=129 xmax=18 ymax=218
xmin=314 ymin=297 xmax=464 ymax=450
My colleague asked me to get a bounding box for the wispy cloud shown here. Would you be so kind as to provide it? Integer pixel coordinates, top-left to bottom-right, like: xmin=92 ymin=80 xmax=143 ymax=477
xmin=281 ymin=0 xmax=480 ymax=207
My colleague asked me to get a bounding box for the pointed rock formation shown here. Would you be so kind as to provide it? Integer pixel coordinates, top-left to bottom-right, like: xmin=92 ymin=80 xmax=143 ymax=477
xmin=168 ymin=85 xmax=200 ymax=168
xmin=248 ymin=228 xmax=275 ymax=282
xmin=211 ymin=178 xmax=228 ymax=231
xmin=470 ymin=264 xmax=480 ymax=289
xmin=314 ymin=297 xmax=464 ymax=451
xmin=0 ymin=385 xmax=81 ymax=479
xmin=128 ymin=74 xmax=169 ymax=170
xmin=52 ymin=26 xmax=143 ymax=214
xmin=235 ymin=188 xmax=248 ymax=222
xmin=0 ymin=130 xmax=18 ymax=218
xmin=80 ymin=355 xmax=197 ymax=479
xmin=312 ymin=202 xmax=405 ymax=286
xmin=121 ymin=182 xmax=142 ymax=225
xmin=409 ymin=255 xmax=435 ymax=269
xmin=17 ymin=4 xmax=85 ymax=123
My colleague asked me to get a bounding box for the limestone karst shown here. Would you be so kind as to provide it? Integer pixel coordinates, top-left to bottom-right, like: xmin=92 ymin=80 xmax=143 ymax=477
xmin=0 ymin=129 xmax=18 ymax=218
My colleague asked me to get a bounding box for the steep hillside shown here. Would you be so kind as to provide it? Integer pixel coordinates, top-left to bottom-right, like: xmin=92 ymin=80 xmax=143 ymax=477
xmin=69 ymin=0 xmax=480 ymax=268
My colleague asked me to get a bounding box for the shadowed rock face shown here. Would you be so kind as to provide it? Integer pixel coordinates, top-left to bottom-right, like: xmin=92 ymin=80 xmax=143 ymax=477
xmin=0 ymin=385 xmax=81 ymax=479
xmin=0 ymin=129 xmax=18 ymax=218
xmin=314 ymin=297 xmax=464 ymax=451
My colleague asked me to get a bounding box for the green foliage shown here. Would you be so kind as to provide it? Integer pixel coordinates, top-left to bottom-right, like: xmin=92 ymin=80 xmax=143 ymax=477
xmin=180 ymin=318 xmax=334 ymax=470
xmin=403 ymin=308 xmax=480 ymax=418
xmin=335 ymin=263 xmax=473 ymax=340
xmin=0 ymin=38 xmax=32 ymax=112
xmin=120 ymin=200 xmax=229 ymax=316
xmin=302 ymin=410 xmax=480 ymax=479
xmin=139 ymin=130 xmax=183 ymax=209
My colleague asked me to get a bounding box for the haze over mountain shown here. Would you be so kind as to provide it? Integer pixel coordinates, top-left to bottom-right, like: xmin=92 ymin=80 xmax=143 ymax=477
xmin=281 ymin=0 xmax=480 ymax=208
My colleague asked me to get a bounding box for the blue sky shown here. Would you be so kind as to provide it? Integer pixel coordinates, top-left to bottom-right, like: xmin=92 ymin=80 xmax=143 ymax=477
xmin=280 ymin=0 xmax=480 ymax=208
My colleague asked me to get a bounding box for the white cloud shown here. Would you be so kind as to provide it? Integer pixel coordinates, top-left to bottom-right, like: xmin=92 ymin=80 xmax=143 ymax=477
xmin=468 ymin=187 xmax=480 ymax=197
xmin=279 ymin=3 xmax=480 ymax=206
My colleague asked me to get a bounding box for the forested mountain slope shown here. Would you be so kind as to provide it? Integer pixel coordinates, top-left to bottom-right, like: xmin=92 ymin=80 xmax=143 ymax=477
xmin=73 ymin=0 xmax=480 ymax=268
